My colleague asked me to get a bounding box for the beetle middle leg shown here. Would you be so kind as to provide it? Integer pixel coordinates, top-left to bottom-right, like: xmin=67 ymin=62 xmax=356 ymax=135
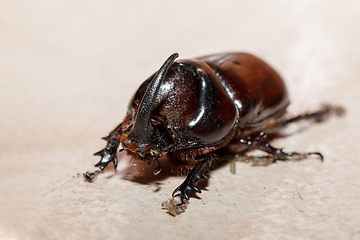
xmin=228 ymin=124 xmax=324 ymax=166
xmin=231 ymin=105 xmax=344 ymax=166
xmin=172 ymin=154 xmax=214 ymax=203
xmin=242 ymin=138 xmax=322 ymax=165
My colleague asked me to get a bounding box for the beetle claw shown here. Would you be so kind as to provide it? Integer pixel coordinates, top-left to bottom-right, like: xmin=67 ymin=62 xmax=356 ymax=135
xmin=83 ymin=171 xmax=97 ymax=182
xmin=172 ymin=156 xmax=212 ymax=203
xmin=201 ymin=174 xmax=209 ymax=179
xmin=172 ymin=185 xmax=191 ymax=201
xmin=95 ymin=151 xmax=118 ymax=169
xmin=94 ymin=149 xmax=105 ymax=156
xmin=83 ymin=166 xmax=105 ymax=182
xmin=286 ymin=151 xmax=324 ymax=162
xmin=172 ymin=182 xmax=199 ymax=202
xmin=153 ymin=158 xmax=162 ymax=175
xmin=307 ymin=152 xmax=324 ymax=161
xmin=192 ymin=186 xmax=201 ymax=193
xmin=85 ymin=150 xmax=118 ymax=182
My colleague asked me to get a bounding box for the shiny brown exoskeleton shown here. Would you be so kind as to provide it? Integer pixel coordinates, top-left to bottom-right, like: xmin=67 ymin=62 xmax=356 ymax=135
xmin=85 ymin=52 xmax=343 ymax=204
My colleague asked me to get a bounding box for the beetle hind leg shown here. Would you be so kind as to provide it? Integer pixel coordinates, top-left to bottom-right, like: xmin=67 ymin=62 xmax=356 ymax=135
xmin=172 ymin=154 xmax=214 ymax=203
xmin=276 ymin=104 xmax=344 ymax=128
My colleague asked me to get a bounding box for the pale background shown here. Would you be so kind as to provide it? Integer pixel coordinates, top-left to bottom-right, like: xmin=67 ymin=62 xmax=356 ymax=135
xmin=1 ymin=0 xmax=360 ymax=239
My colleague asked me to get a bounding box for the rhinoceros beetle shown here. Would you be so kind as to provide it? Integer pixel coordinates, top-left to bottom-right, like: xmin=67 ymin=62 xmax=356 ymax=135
xmin=84 ymin=52 xmax=343 ymax=204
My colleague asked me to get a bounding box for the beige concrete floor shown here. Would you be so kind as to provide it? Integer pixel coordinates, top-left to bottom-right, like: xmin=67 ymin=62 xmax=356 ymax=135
xmin=1 ymin=1 xmax=360 ymax=239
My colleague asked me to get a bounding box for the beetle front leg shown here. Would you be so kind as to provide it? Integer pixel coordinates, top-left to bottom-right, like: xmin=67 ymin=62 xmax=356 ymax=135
xmin=84 ymin=141 xmax=120 ymax=182
xmin=84 ymin=125 xmax=123 ymax=182
xmin=172 ymin=154 xmax=213 ymax=203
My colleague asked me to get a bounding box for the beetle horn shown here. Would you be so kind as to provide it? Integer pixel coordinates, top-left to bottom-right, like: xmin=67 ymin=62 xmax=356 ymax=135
xmin=128 ymin=53 xmax=179 ymax=145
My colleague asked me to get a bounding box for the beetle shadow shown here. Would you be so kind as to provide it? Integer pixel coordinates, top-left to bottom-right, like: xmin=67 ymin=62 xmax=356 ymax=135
xmin=101 ymin=111 xmax=337 ymax=189
xmin=96 ymin=152 xmax=229 ymax=196
xmin=101 ymin=151 xmax=235 ymax=198
xmin=118 ymin=155 xmax=201 ymax=184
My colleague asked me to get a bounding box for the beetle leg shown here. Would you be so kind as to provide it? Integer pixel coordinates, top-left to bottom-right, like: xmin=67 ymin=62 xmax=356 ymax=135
xmin=241 ymin=152 xmax=323 ymax=166
xmin=276 ymin=105 xmax=345 ymax=127
xmin=83 ymin=148 xmax=119 ymax=182
xmin=83 ymin=166 xmax=106 ymax=181
xmin=84 ymin=124 xmax=123 ymax=182
xmin=172 ymin=154 xmax=213 ymax=203
xmin=94 ymin=147 xmax=119 ymax=169
xmin=234 ymin=105 xmax=344 ymax=164
xmin=153 ymin=157 xmax=162 ymax=175
xmin=239 ymin=138 xmax=323 ymax=162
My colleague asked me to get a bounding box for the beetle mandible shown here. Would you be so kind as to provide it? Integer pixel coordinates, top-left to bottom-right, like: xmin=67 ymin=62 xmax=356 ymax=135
xmin=84 ymin=52 xmax=343 ymax=204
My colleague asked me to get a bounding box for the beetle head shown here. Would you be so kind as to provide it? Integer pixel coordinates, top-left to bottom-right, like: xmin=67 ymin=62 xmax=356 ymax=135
xmin=121 ymin=53 xmax=178 ymax=159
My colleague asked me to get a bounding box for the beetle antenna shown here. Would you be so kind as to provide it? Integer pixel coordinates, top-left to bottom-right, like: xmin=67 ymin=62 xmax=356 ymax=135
xmin=128 ymin=53 xmax=178 ymax=146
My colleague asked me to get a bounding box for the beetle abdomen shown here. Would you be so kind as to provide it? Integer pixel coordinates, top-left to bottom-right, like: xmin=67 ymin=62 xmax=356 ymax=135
xmin=199 ymin=53 xmax=289 ymax=126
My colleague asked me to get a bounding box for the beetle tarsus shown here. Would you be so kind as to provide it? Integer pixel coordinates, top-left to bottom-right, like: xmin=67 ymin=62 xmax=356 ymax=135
xmin=242 ymin=151 xmax=324 ymax=166
xmin=282 ymin=151 xmax=324 ymax=162
xmin=237 ymin=137 xmax=325 ymax=166
xmin=83 ymin=151 xmax=117 ymax=182
xmin=94 ymin=149 xmax=118 ymax=169
xmin=172 ymin=155 xmax=213 ymax=203
xmin=94 ymin=149 xmax=105 ymax=156
xmin=240 ymin=139 xmax=290 ymax=160
xmin=101 ymin=136 xmax=110 ymax=141
xmin=307 ymin=152 xmax=324 ymax=161
xmin=240 ymin=137 xmax=326 ymax=162
xmin=83 ymin=144 xmax=119 ymax=182
xmin=83 ymin=166 xmax=105 ymax=182
xmin=276 ymin=104 xmax=345 ymax=127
